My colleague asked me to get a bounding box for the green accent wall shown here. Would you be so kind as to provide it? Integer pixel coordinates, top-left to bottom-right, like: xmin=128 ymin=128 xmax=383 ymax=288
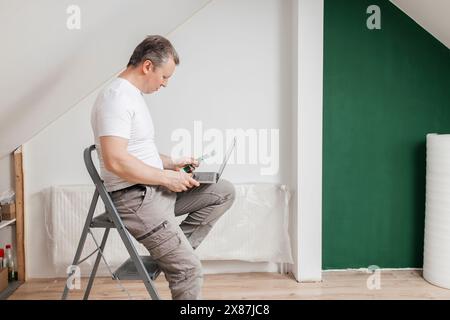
xmin=323 ymin=0 xmax=450 ymax=269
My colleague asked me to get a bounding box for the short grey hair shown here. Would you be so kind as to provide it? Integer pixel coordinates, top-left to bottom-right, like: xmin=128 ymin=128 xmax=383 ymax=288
xmin=127 ymin=35 xmax=180 ymax=68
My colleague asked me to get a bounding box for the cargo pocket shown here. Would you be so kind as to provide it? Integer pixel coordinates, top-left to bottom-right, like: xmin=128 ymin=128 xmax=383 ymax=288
xmin=121 ymin=186 xmax=149 ymax=214
xmin=138 ymin=220 xmax=182 ymax=260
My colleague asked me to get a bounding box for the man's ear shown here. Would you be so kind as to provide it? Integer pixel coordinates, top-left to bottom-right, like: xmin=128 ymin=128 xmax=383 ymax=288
xmin=142 ymin=60 xmax=154 ymax=74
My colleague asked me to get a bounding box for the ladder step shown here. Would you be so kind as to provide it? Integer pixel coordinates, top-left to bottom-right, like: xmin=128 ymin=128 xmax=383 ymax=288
xmin=90 ymin=212 xmax=115 ymax=228
xmin=113 ymin=256 xmax=161 ymax=281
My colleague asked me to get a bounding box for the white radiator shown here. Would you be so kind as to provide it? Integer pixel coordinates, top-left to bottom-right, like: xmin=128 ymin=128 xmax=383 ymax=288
xmin=43 ymin=183 xmax=293 ymax=276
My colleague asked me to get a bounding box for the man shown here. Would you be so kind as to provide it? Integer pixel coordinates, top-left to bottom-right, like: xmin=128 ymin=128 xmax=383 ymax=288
xmin=91 ymin=35 xmax=236 ymax=300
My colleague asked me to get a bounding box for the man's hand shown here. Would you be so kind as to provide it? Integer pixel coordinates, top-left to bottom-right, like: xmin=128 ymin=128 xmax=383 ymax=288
xmin=163 ymin=170 xmax=200 ymax=192
xmin=172 ymin=156 xmax=200 ymax=172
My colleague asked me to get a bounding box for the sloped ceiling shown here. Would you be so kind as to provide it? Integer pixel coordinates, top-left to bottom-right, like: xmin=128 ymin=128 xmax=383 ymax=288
xmin=1 ymin=0 xmax=448 ymax=159
xmin=0 ymin=0 xmax=210 ymax=158
xmin=390 ymin=0 xmax=450 ymax=49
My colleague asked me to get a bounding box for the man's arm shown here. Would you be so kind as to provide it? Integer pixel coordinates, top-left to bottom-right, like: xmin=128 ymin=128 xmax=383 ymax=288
xmin=159 ymin=153 xmax=200 ymax=172
xmin=100 ymin=136 xmax=199 ymax=192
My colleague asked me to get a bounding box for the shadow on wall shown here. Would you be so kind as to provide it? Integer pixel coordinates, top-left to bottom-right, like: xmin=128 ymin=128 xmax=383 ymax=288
xmin=277 ymin=0 xmax=296 ymax=187
xmin=412 ymin=140 xmax=426 ymax=265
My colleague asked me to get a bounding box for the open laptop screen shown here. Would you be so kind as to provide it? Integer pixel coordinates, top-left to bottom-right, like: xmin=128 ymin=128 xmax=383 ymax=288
xmin=217 ymin=137 xmax=237 ymax=179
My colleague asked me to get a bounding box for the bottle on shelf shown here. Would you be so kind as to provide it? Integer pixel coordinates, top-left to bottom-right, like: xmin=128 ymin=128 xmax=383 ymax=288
xmin=4 ymin=244 xmax=17 ymax=281
xmin=0 ymin=248 xmax=4 ymax=268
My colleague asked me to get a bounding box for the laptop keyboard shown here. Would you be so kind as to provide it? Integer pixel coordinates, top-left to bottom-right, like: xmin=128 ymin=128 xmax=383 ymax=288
xmin=196 ymin=172 xmax=217 ymax=180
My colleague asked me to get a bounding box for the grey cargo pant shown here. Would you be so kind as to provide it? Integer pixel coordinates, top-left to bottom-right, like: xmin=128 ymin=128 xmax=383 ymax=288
xmin=110 ymin=179 xmax=236 ymax=300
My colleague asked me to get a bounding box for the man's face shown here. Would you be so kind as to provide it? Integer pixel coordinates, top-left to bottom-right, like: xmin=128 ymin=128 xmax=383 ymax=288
xmin=142 ymin=58 xmax=176 ymax=94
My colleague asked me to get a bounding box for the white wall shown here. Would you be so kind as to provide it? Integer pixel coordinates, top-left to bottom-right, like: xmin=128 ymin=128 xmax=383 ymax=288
xmin=0 ymin=0 xmax=210 ymax=157
xmin=0 ymin=154 xmax=14 ymax=194
xmin=24 ymin=0 xmax=296 ymax=278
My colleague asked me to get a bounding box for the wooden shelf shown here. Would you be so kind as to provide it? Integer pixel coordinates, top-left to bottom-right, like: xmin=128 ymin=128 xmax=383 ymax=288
xmin=0 ymin=280 xmax=23 ymax=300
xmin=0 ymin=219 xmax=16 ymax=231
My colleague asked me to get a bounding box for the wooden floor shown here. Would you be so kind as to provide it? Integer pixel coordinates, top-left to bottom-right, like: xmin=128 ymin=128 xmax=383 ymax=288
xmin=7 ymin=270 xmax=450 ymax=300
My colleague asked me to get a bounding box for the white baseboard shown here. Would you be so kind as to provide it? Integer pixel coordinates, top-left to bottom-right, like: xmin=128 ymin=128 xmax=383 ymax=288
xmin=323 ymin=267 xmax=423 ymax=272
xmin=28 ymin=261 xmax=291 ymax=278
xmin=201 ymin=260 xmax=291 ymax=275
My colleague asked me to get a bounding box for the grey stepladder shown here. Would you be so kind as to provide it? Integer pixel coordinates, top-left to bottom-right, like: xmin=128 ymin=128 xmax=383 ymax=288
xmin=61 ymin=145 xmax=161 ymax=300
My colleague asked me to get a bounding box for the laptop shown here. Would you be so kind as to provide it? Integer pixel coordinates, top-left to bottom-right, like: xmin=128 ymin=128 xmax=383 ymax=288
xmin=192 ymin=137 xmax=236 ymax=184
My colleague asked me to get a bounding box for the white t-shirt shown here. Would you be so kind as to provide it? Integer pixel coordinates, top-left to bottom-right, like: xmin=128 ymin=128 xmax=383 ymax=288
xmin=91 ymin=77 xmax=163 ymax=192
